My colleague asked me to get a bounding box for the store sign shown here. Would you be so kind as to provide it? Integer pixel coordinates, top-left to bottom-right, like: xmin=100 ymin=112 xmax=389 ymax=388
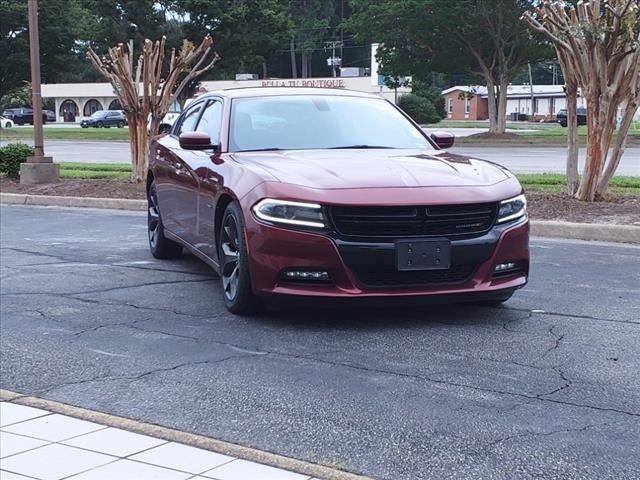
xmin=261 ymin=79 xmax=346 ymax=88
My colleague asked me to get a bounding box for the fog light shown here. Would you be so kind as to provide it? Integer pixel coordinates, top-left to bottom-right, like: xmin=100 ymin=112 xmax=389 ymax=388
xmin=494 ymin=262 xmax=517 ymax=272
xmin=282 ymin=270 xmax=330 ymax=281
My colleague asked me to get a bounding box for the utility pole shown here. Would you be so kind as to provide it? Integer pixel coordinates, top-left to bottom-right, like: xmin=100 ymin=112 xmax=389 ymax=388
xmin=528 ymin=62 xmax=535 ymax=120
xmin=326 ymin=40 xmax=342 ymax=77
xmin=22 ymin=0 xmax=59 ymax=184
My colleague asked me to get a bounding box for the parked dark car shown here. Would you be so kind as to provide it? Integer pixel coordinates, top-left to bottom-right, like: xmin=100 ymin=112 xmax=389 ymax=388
xmin=147 ymin=88 xmax=529 ymax=314
xmin=556 ymin=107 xmax=587 ymax=127
xmin=1 ymin=107 xmax=46 ymax=125
xmin=80 ymin=110 xmax=127 ymax=128
xmin=43 ymin=110 xmax=56 ymax=122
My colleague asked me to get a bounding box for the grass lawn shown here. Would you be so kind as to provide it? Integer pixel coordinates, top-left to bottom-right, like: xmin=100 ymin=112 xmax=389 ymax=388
xmin=517 ymin=173 xmax=640 ymax=195
xmin=59 ymin=162 xmax=131 ymax=180
xmin=56 ymin=162 xmax=640 ymax=195
xmin=1 ymin=127 xmax=130 ymax=142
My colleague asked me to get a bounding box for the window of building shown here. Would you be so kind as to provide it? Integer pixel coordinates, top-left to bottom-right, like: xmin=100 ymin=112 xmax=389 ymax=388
xmin=108 ymin=99 xmax=122 ymax=110
xmin=465 ymin=98 xmax=470 ymax=114
xmin=83 ymin=99 xmax=103 ymax=116
xmin=448 ymin=98 xmax=453 ymax=114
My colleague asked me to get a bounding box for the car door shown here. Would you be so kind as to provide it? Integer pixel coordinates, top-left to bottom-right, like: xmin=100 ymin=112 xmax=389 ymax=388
xmin=154 ymin=101 xmax=205 ymax=242
xmin=191 ymin=98 xmax=225 ymax=259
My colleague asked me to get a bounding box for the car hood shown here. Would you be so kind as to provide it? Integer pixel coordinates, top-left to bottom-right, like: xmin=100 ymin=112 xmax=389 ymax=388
xmin=230 ymin=149 xmax=511 ymax=189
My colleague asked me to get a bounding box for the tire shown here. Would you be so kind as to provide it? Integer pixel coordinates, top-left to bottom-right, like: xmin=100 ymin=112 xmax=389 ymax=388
xmin=218 ymin=202 xmax=262 ymax=315
xmin=560 ymin=120 xmax=567 ymax=127
xmin=117 ymin=121 xmax=124 ymax=128
xmin=147 ymin=181 xmax=183 ymax=259
xmin=96 ymin=121 xmax=104 ymax=128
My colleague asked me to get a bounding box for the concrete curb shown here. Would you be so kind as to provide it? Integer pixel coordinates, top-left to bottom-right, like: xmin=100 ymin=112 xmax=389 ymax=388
xmin=0 ymin=389 xmax=372 ymax=480
xmin=0 ymin=192 xmax=146 ymax=211
xmin=2 ymin=192 xmax=639 ymax=244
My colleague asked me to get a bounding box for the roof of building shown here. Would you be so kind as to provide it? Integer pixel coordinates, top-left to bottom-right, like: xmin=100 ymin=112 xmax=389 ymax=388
xmin=442 ymin=85 xmax=566 ymax=98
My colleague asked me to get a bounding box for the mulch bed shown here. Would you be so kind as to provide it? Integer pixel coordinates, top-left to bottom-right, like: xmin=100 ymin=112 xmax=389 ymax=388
xmin=1 ymin=178 xmax=639 ymax=225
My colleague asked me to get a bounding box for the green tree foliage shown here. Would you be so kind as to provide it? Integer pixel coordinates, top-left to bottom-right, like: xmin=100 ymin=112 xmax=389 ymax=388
xmin=397 ymin=94 xmax=441 ymax=124
xmin=178 ymin=0 xmax=292 ymax=79
xmin=347 ymin=0 xmax=551 ymax=133
xmin=0 ymin=0 xmax=91 ymax=97
xmin=0 ymin=143 xmax=34 ymax=178
xmin=0 ymin=82 xmax=32 ymax=109
xmin=288 ymin=0 xmax=336 ymax=78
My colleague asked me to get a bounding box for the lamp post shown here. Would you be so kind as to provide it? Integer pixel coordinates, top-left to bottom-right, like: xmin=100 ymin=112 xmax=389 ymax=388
xmin=21 ymin=0 xmax=59 ymax=184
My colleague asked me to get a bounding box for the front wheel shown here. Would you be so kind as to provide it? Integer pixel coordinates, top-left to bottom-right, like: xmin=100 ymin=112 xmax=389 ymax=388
xmin=148 ymin=181 xmax=182 ymax=259
xmin=218 ymin=202 xmax=262 ymax=315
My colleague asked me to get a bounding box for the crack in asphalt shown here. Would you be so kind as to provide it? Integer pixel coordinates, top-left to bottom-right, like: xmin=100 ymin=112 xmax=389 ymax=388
xmin=484 ymin=420 xmax=620 ymax=449
xmin=3 ymin=278 xmax=215 ymax=297
xmin=501 ymin=305 xmax=640 ymax=326
xmin=542 ymin=325 xmax=565 ymax=358
xmin=35 ymin=355 xmax=244 ymax=396
xmin=0 ymin=247 xmax=215 ymax=278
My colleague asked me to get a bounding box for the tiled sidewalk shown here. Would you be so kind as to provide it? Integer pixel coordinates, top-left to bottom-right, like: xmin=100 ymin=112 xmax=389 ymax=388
xmin=0 ymin=402 xmax=317 ymax=480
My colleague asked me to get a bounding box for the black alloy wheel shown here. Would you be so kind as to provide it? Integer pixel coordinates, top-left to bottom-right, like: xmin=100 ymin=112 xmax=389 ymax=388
xmin=96 ymin=121 xmax=104 ymax=128
xmin=147 ymin=181 xmax=182 ymax=259
xmin=218 ymin=202 xmax=262 ymax=314
xmin=117 ymin=121 xmax=125 ymax=128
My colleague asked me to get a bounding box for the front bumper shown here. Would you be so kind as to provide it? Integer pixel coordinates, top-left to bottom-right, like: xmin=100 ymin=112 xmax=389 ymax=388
xmin=244 ymin=214 xmax=529 ymax=300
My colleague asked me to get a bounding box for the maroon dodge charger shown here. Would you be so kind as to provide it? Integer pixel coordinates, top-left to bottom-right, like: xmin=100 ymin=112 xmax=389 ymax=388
xmin=148 ymin=88 xmax=529 ymax=314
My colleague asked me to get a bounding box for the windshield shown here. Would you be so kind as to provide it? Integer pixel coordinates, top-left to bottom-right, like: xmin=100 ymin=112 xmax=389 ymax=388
xmin=229 ymin=95 xmax=434 ymax=152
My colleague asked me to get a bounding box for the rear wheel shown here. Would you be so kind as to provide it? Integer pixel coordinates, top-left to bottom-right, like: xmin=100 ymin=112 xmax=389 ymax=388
xmin=218 ymin=202 xmax=262 ymax=315
xmin=147 ymin=181 xmax=182 ymax=259
xmin=117 ymin=121 xmax=125 ymax=128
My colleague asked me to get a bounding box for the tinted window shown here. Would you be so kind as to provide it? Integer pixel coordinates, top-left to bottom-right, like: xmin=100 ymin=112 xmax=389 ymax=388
xmin=196 ymin=100 xmax=223 ymax=143
xmin=176 ymin=103 xmax=204 ymax=135
xmin=229 ymin=95 xmax=433 ymax=152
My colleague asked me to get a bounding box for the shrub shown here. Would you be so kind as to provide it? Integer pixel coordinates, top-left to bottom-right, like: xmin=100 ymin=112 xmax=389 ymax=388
xmin=0 ymin=143 xmax=34 ymax=178
xmin=397 ymin=94 xmax=441 ymax=125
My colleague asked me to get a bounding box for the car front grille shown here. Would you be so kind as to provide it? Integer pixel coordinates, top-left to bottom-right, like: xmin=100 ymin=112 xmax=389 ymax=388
xmin=329 ymin=202 xmax=497 ymax=238
xmin=352 ymin=263 xmax=476 ymax=288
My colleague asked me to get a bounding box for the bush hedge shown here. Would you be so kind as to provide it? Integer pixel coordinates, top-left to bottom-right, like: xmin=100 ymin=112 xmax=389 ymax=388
xmin=0 ymin=143 xmax=34 ymax=178
xmin=397 ymin=94 xmax=441 ymax=125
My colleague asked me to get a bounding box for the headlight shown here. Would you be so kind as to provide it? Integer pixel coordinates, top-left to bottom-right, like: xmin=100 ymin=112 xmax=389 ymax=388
xmin=252 ymin=199 xmax=327 ymax=228
xmin=497 ymin=194 xmax=527 ymax=223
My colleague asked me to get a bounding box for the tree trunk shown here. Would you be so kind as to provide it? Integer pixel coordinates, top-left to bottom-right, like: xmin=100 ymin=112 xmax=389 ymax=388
xmin=301 ymin=52 xmax=308 ymax=78
xmin=485 ymin=77 xmax=498 ymax=134
xmin=127 ymin=112 xmax=149 ymax=184
xmin=596 ymin=100 xmax=639 ymax=197
xmin=262 ymin=59 xmax=268 ymax=79
xmin=290 ymin=37 xmax=297 ymax=78
xmin=496 ymin=75 xmax=509 ymax=134
xmin=307 ymin=55 xmax=312 ymax=77
xmin=575 ymin=96 xmax=603 ymax=201
xmin=565 ymin=84 xmax=579 ymax=195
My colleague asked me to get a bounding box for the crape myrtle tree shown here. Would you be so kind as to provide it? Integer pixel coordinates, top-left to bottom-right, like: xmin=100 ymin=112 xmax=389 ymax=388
xmin=87 ymin=36 xmax=219 ymax=183
xmin=522 ymin=0 xmax=640 ymax=201
xmin=346 ymin=0 xmax=550 ymax=134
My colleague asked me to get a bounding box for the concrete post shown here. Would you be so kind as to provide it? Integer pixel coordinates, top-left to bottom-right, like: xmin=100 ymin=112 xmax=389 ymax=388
xmin=21 ymin=0 xmax=59 ymax=185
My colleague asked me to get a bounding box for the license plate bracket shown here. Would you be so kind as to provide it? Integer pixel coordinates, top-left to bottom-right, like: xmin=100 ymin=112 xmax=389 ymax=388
xmin=396 ymin=239 xmax=451 ymax=271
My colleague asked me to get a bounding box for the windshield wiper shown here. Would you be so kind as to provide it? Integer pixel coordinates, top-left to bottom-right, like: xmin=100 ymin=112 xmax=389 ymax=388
xmin=235 ymin=147 xmax=284 ymax=152
xmin=330 ymin=145 xmax=395 ymax=149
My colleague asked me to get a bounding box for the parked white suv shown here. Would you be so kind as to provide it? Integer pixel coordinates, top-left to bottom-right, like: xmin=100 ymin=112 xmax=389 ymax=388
xmin=0 ymin=116 xmax=14 ymax=129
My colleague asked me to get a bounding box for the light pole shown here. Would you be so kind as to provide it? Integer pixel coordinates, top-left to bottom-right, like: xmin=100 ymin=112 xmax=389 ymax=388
xmin=21 ymin=0 xmax=59 ymax=184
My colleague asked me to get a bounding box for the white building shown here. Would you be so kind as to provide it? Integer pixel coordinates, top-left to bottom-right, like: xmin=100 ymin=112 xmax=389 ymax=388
xmin=41 ymin=76 xmax=410 ymax=124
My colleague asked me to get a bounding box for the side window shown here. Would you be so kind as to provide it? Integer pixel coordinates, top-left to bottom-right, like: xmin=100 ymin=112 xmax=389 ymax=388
xmin=176 ymin=103 xmax=204 ymax=135
xmin=195 ymin=100 xmax=223 ymax=143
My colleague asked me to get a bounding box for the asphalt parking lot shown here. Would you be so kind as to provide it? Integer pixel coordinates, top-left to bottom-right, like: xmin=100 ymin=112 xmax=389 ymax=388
xmin=1 ymin=205 xmax=639 ymax=480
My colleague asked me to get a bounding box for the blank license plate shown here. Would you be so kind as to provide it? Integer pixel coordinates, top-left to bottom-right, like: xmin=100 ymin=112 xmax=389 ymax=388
xmin=396 ymin=240 xmax=451 ymax=271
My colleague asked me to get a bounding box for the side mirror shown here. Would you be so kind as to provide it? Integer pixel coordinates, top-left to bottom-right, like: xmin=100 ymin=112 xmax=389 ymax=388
xmin=179 ymin=131 xmax=216 ymax=151
xmin=430 ymin=131 xmax=455 ymax=149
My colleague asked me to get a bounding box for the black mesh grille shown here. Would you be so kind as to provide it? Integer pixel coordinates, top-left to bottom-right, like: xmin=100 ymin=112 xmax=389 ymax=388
xmin=353 ymin=264 xmax=476 ymax=288
xmin=330 ymin=203 xmax=497 ymax=238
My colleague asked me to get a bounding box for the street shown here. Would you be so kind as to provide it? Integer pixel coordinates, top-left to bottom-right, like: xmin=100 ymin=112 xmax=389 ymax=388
xmin=1 ymin=139 xmax=637 ymax=175
xmin=1 ymin=205 xmax=639 ymax=480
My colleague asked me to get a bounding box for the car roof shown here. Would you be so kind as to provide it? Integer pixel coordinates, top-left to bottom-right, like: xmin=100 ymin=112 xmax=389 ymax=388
xmin=197 ymin=87 xmax=384 ymax=100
